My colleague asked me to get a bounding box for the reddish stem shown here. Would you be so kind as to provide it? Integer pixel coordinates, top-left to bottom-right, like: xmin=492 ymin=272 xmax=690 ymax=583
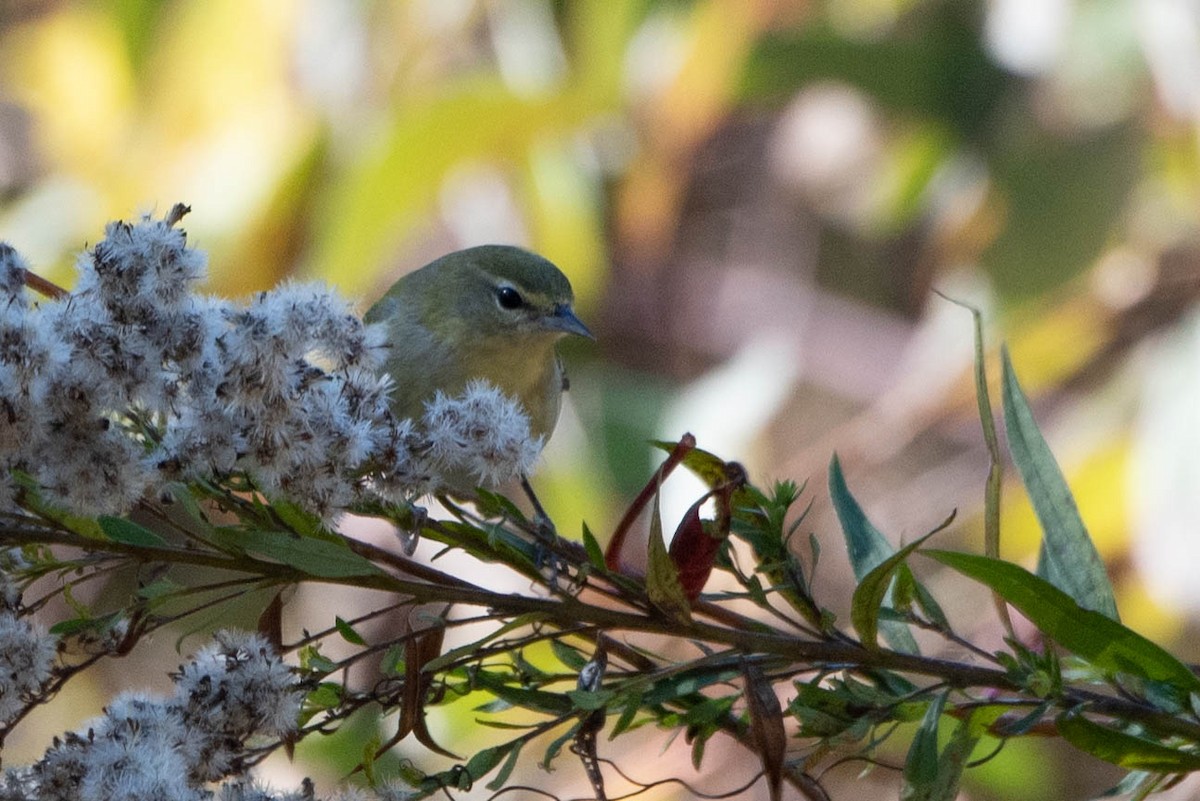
xmin=604 ymin=432 xmax=696 ymax=571
xmin=22 ymin=269 xmax=68 ymax=300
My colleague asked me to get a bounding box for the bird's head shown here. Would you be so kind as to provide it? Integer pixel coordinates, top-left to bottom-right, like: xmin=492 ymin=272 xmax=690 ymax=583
xmin=416 ymin=245 xmax=592 ymax=348
xmin=365 ymin=244 xmax=592 ymax=472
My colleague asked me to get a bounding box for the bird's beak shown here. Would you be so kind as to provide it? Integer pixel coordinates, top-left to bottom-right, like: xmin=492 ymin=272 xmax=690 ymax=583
xmin=545 ymin=304 xmax=594 ymax=340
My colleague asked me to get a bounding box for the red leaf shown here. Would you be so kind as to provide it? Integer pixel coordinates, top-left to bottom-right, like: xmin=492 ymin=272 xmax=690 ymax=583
xmin=668 ymin=461 xmax=746 ymax=604
xmin=605 ymin=433 xmax=695 ymax=571
xmin=743 ymin=659 xmax=786 ymax=801
xmin=668 ymin=497 xmax=721 ymax=603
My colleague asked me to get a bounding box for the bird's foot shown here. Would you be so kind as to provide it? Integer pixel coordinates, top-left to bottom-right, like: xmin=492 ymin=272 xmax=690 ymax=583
xmin=519 ymin=474 xmax=558 ymax=543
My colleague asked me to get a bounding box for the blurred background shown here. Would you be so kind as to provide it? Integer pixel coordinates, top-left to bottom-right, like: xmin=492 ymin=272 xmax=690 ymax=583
xmin=3 ymin=0 xmax=1200 ymax=798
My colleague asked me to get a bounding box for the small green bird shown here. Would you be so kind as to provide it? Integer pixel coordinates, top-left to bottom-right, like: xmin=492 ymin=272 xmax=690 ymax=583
xmin=365 ymin=245 xmax=592 ymax=445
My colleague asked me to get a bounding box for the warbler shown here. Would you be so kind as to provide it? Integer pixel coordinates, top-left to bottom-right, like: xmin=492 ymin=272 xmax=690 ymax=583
xmin=365 ymin=244 xmax=592 ymax=446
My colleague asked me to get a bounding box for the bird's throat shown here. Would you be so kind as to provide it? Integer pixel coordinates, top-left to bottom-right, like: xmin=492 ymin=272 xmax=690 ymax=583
xmin=470 ymin=337 xmax=561 ymax=438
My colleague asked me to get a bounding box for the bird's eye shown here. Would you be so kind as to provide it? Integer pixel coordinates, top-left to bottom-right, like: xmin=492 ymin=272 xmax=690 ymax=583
xmin=496 ymin=286 xmax=523 ymax=310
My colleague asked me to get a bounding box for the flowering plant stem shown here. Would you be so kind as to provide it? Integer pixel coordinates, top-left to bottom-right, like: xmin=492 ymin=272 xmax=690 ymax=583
xmin=2 ymin=210 xmax=1199 ymax=801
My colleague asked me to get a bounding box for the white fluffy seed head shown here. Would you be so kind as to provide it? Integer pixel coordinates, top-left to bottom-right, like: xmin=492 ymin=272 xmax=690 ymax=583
xmin=421 ymin=379 xmax=544 ymax=488
xmin=0 ymin=611 xmax=58 ymax=726
xmin=0 ymin=214 xmax=545 ymax=517
xmin=20 ymin=630 xmax=300 ymax=798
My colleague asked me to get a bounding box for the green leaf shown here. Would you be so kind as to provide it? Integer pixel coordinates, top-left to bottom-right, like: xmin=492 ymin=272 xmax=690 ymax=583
xmin=486 ymin=741 xmax=524 ymax=791
xmin=463 ymin=744 xmax=511 ymax=788
xmin=422 ymin=614 xmax=542 ymax=673
xmin=360 ymin=732 xmax=381 ymax=785
xmin=645 ymin=482 xmax=692 ymax=623
xmin=829 ymin=455 xmax=891 ymax=578
xmin=136 ymin=578 xmax=181 ymax=601
xmin=940 ymin=295 xmax=1014 ymax=638
xmin=902 ymin=692 xmax=947 ymax=799
xmin=542 ymin=720 xmax=581 ymax=769
xmin=334 ymin=616 xmax=366 ymax=646
xmin=428 ymin=518 xmax=540 ymax=570
xmin=924 ymin=707 xmax=995 ymax=801
xmin=643 ymin=665 xmax=743 ymax=706
xmin=829 ymin=454 xmax=918 ymax=654
xmin=912 ymin=573 xmax=949 ymax=630
xmin=1057 ymin=711 xmax=1200 ymax=771
xmin=973 ymin=331 xmax=1003 ymax=532
xmin=49 ymin=612 xmax=120 ymax=637
xmin=234 ymin=530 xmax=383 ymax=578
xmin=298 ymin=644 xmax=338 ymax=673
xmin=475 ymin=718 xmax=539 ymax=730
xmin=609 ymin=692 xmax=646 ymax=739
xmin=13 ymin=473 xmax=105 ymax=540
xmin=380 ymin=645 xmax=405 ymax=676
xmin=925 ymin=551 xmax=1200 ymax=691
xmin=566 ymin=688 xmax=615 ymax=711
xmin=678 ymin=694 xmax=737 ymax=730
xmin=995 ymin=701 xmax=1053 ymax=736
xmin=790 ymin=682 xmax=860 ymax=739
xmin=691 ymin=732 xmax=707 ymax=771
xmin=472 ymin=670 xmax=573 ymax=716
xmin=162 ymin=482 xmax=208 ymax=522
xmin=1001 ymin=348 xmax=1118 ymax=619
xmin=510 ymin=649 xmax=551 ymax=683
xmin=474 ymin=488 xmax=530 ymax=524
xmin=272 ymin=500 xmax=332 ymax=540
xmin=305 ymin=682 xmax=343 ymax=710
xmin=581 ymin=522 xmax=606 ymax=569
xmin=550 ymin=638 xmax=588 ymax=671
xmin=474 ymin=698 xmax=514 ymax=714
xmin=1100 ymin=772 xmax=1166 ymax=800
xmin=98 ymin=516 xmax=168 ymax=547
xmin=851 ymin=529 xmax=940 ymax=650
xmin=650 ymin=439 xmax=729 ymax=489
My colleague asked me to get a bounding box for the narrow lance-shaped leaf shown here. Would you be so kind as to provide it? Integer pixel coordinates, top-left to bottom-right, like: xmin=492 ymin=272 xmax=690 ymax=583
xmin=422 ymin=614 xmax=544 ymax=673
xmin=651 ymin=439 xmax=729 ymax=489
xmin=403 ymin=623 xmax=460 ymax=759
xmin=13 ymin=472 xmax=105 ymax=540
xmin=461 ymin=743 xmax=515 ymax=790
xmin=258 ymin=591 xmax=285 ymax=656
xmin=743 ymin=659 xmax=786 ymax=801
xmin=542 ymin=720 xmax=582 ymax=771
xmin=1057 ymin=710 xmax=1200 ymax=772
xmin=645 ymin=477 xmax=693 ymax=623
xmin=902 ymin=691 xmax=947 ymax=800
xmin=360 ymin=734 xmax=381 ymax=787
xmin=922 ymin=706 xmax=995 ymax=801
xmin=271 ymin=499 xmax=331 ymax=540
xmin=230 ymin=529 xmax=384 ymax=579
xmin=851 ymin=522 xmax=947 ymax=650
xmin=607 ymin=433 xmax=695 ymax=571
xmin=925 ymin=551 xmax=1200 ymax=692
xmin=98 ymin=516 xmax=168 ymax=547
xmin=582 ymin=522 xmax=606 ymax=570
xmin=829 ymin=454 xmax=919 ymax=654
xmin=476 ymin=670 xmax=574 ymax=716
xmin=334 ymin=616 xmax=367 ymax=646
xmin=668 ymin=490 xmax=722 ymax=603
xmin=1001 ymin=347 xmax=1118 ymax=619
xmin=939 ymin=294 xmax=1014 ymax=637
xmin=486 ymin=742 xmax=525 ymax=791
